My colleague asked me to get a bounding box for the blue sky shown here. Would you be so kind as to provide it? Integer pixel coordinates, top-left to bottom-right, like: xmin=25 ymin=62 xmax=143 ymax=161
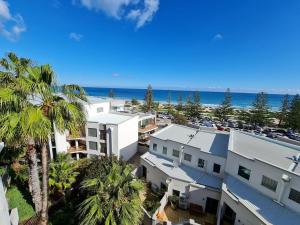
xmin=1 ymin=0 xmax=300 ymax=94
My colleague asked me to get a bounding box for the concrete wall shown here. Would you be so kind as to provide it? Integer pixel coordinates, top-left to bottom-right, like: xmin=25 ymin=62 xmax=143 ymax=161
xmin=118 ymin=116 xmax=138 ymax=161
xmin=225 ymin=151 xmax=300 ymax=213
xmin=150 ymin=136 xmax=227 ymax=178
xmin=84 ymin=102 xmax=110 ymax=117
xmin=54 ymin=129 xmax=68 ymax=153
xmin=219 ymin=189 xmax=266 ymax=225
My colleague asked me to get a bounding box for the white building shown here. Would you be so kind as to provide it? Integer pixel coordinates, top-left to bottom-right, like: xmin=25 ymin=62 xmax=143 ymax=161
xmin=219 ymin=130 xmax=300 ymax=225
xmin=49 ymin=97 xmax=139 ymax=161
xmin=140 ymin=124 xmax=300 ymax=225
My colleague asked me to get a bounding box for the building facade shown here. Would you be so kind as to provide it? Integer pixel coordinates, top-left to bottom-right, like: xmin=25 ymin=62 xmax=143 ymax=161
xmin=140 ymin=124 xmax=300 ymax=225
xmin=49 ymin=97 xmax=139 ymax=161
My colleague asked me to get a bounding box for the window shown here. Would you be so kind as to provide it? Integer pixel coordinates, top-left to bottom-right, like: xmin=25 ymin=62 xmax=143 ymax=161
xmin=261 ymin=176 xmax=278 ymax=192
xmin=89 ymin=141 xmax=98 ymax=150
xmin=173 ymin=190 xmax=180 ymax=197
xmin=100 ymin=131 xmax=106 ymax=140
xmin=97 ymin=107 xmax=103 ymax=113
xmin=238 ymin=165 xmax=251 ymax=180
xmin=213 ymin=163 xmax=221 ymax=173
xmin=153 ymin=143 xmax=157 ymax=151
xmin=100 ymin=143 xmax=107 ymax=154
xmin=184 ymin=153 xmax=192 ymax=162
xmin=172 ymin=149 xmax=180 ymax=158
xmin=163 ymin=146 xmax=167 ymax=155
xmin=88 ymin=128 xmax=97 ymax=137
xmin=198 ymin=158 xmax=205 ymax=168
xmin=289 ymin=188 xmax=300 ymax=204
xmin=161 ymin=182 xmax=167 ymax=191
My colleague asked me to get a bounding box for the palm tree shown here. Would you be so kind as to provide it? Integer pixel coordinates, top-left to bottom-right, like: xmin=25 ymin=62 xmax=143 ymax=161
xmin=49 ymin=153 xmax=79 ymax=196
xmin=0 ymin=52 xmax=43 ymax=212
xmin=78 ymin=160 xmax=145 ymax=225
xmin=25 ymin=64 xmax=87 ymax=224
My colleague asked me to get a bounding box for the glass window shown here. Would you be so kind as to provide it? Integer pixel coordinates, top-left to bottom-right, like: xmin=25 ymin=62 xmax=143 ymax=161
xmin=173 ymin=189 xmax=180 ymax=197
xmin=289 ymin=188 xmax=300 ymax=204
xmin=172 ymin=149 xmax=180 ymax=158
xmin=198 ymin=158 xmax=205 ymax=168
xmin=213 ymin=163 xmax=221 ymax=173
xmin=89 ymin=141 xmax=98 ymax=150
xmin=261 ymin=176 xmax=278 ymax=192
xmin=163 ymin=146 xmax=167 ymax=155
xmin=88 ymin=128 xmax=97 ymax=137
xmin=153 ymin=143 xmax=157 ymax=151
xmin=100 ymin=143 xmax=107 ymax=154
xmin=238 ymin=165 xmax=251 ymax=180
xmin=184 ymin=153 xmax=192 ymax=162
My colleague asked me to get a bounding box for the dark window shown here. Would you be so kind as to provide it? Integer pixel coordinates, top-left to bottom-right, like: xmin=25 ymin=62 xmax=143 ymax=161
xmin=172 ymin=149 xmax=180 ymax=158
xmin=238 ymin=165 xmax=251 ymax=180
xmin=161 ymin=182 xmax=167 ymax=191
xmin=153 ymin=143 xmax=157 ymax=151
xmin=163 ymin=146 xmax=167 ymax=155
xmin=173 ymin=189 xmax=180 ymax=197
xmin=88 ymin=128 xmax=97 ymax=137
xmin=184 ymin=153 xmax=192 ymax=162
xmin=100 ymin=143 xmax=107 ymax=154
xmin=213 ymin=163 xmax=221 ymax=173
xmin=198 ymin=158 xmax=205 ymax=168
xmin=89 ymin=141 xmax=98 ymax=150
xmin=261 ymin=176 xmax=277 ymax=192
xmin=99 ymin=130 xmax=106 ymax=140
xmin=289 ymin=188 xmax=300 ymax=204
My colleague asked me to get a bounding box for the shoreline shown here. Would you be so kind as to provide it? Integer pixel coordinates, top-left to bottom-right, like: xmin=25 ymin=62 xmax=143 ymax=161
xmin=91 ymin=95 xmax=280 ymax=111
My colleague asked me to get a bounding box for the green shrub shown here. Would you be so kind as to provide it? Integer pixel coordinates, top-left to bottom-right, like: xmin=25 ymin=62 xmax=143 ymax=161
xmin=6 ymin=186 xmax=35 ymax=222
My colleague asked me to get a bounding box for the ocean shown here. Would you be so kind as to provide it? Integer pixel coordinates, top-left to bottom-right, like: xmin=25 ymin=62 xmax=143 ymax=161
xmin=84 ymin=87 xmax=292 ymax=110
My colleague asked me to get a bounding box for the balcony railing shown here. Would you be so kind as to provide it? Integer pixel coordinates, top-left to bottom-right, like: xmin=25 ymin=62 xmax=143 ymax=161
xmin=139 ymin=124 xmax=158 ymax=134
xmin=67 ymin=145 xmax=87 ymax=153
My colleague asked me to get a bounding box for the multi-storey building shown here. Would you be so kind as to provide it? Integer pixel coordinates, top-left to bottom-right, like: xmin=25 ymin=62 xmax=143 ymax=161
xmin=140 ymin=124 xmax=300 ymax=225
xmin=49 ymin=97 xmax=139 ymax=161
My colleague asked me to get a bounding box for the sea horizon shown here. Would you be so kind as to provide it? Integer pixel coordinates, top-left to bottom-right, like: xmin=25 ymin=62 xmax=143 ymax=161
xmin=83 ymin=86 xmax=294 ymax=110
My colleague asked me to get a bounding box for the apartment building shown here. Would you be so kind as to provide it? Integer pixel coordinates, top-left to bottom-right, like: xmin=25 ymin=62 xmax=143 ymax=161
xmin=219 ymin=131 xmax=300 ymax=225
xmin=140 ymin=124 xmax=300 ymax=225
xmin=49 ymin=97 xmax=139 ymax=161
xmin=141 ymin=125 xmax=229 ymax=218
xmin=138 ymin=112 xmax=158 ymax=143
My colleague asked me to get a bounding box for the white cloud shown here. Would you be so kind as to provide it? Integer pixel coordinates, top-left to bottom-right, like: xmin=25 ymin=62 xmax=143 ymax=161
xmin=69 ymin=32 xmax=83 ymax=41
xmin=0 ymin=0 xmax=26 ymax=41
xmin=213 ymin=33 xmax=223 ymax=41
xmin=75 ymin=0 xmax=159 ymax=28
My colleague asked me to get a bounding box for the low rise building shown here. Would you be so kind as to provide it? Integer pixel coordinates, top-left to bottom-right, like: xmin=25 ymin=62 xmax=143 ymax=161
xmin=140 ymin=124 xmax=300 ymax=225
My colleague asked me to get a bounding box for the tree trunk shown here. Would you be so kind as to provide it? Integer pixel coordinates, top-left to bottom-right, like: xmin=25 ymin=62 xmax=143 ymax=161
xmin=27 ymin=140 xmax=42 ymax=213
xmin=40 ymin=143 xmax=49 ymax=225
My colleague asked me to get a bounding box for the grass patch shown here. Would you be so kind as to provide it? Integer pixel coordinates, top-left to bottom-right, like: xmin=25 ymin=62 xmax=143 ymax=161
xmin=6 ymin=186 xmax=35 ymax=222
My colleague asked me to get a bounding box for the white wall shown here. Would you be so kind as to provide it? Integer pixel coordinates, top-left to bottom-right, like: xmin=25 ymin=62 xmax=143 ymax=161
xmin=0 ymin=179 xmax=11 ymax=225
xmin=150 ymin=136 xmax=227 ymax=178
xmin=225 ymin=151 xmax=300 ymax=214
xmin=219 ymin=189 xmax=265 ymax=225
xmin=54 ymin=129 xmax=68 ymax=153
xmin=84 ymin=102 xmax=110 ymax=117
xmin=117 ymin=116 xmax=138 ymax=161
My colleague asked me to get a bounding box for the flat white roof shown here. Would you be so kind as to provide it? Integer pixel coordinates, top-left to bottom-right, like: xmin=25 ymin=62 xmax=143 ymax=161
xmin=232 ymin=131 xmax=300 ymax=174
xmin=152 ymin=124 xmax=229 ymax=158
xmin=88 ymin=112 xmax=133 ymax=124
xmin=224 ymin=175 xmax=300 ymax=225
xmin=141 ymin=151 xmax=223 ymax=190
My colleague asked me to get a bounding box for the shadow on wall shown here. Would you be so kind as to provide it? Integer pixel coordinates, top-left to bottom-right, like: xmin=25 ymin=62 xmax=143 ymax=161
xmin=119 ymin=141 xmax=138 ymax=161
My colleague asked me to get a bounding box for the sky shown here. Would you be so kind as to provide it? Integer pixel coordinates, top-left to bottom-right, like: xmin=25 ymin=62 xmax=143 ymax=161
xmin=0 ymin=0 xmax=300 ymax=94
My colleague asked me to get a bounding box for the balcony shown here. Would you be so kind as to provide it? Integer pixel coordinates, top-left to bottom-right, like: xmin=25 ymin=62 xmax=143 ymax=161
xmin=67 ymin=140 xmax=87 ymax=153
xmin=139 ymin=124 xmax=158 ymax=134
